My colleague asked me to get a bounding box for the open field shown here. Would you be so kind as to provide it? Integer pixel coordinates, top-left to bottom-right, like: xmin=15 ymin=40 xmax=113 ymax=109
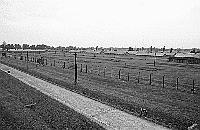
xmin=0 ymin=69 xmax=105 ymax=130
xmin=1 ymin=51 xmax=200 ymax=129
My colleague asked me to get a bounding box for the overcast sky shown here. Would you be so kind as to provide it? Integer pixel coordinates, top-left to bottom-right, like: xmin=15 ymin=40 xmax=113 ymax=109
xmin=1 ymin=0 xmax=200 ymax=48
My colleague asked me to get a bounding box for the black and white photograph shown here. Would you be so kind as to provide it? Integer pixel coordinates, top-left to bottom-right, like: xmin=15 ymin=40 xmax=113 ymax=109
xmin=0 ymin=0 xmax=200 ymax=129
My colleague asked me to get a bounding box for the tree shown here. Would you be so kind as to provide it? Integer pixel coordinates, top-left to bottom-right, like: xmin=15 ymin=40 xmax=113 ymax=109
xmin=128 ymin=47 xmax=133 ymax=51
xmin=14 ymin=44 xmax=22 ymax=50
xmin=30 ymin=45 xmax=36 ymax=50
xmin=0 ymin=41 xmax=7 ymax=50
xmin=4 ymin=44 xmax=14 ymax=51
xmin=163 ymin=46 xmax=165 ymax=52
xmin=36 ymin=44 xmax=47 ymax=50
xmin=170 ymin=48 xmax=173 ymax=53
xmin=10 ymin=44 xmax=15 ymax=49
xmin=22 ymin=44 xmax=29 ymax=50
xmin=150 ymin=46 xmax=152 ymax=52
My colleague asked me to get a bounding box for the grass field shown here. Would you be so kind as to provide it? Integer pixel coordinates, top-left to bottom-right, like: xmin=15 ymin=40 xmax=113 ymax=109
xmin=0 ymin=69 xmax=105 ymax=130
xmin=1 ymin=51 xmax=200 ymax=129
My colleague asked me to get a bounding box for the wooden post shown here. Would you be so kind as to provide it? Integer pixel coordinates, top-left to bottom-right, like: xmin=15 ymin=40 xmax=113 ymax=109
xmin=118 ymin=69 xmax=121 ymax=79
xmin=149 ymin=73 xmax=152 ymax=85
xmin=46 ymin=59 xmax=47 ymax=65
xmin=163 ymin=75 xmax=165 ymax=88
xmin=138 ymin=72 xmax=140 ymax=83
xmin=54 ymin=60 xmax=55 ymax=66
xmin=176 ymin=77 xmax=179 ymax=90
xmin=80 ymin=64 xmax=82 ymax=72
xmin=86 ymin=65 xmax=87 ymax=73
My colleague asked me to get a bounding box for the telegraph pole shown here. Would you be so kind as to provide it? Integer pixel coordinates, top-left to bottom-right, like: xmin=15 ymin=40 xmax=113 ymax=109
xmin=74 ymin=52 xmax=77 ymax=84
xmin=26 ymin=51 xmax=29 ymax=70
xmin=154 ymin=52 xmax=156 ymax=66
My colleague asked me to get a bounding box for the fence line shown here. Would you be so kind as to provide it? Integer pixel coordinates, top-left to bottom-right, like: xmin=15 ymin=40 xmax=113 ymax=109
xmin=2 ymin=55 xmax=199 ymax=94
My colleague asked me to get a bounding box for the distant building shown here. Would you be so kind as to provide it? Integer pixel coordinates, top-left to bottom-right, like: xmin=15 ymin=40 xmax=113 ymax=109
xmin=7 ymin=49 xmax=47 ymax=54
xmin=168 ymin=53 xmax=200 ymax=64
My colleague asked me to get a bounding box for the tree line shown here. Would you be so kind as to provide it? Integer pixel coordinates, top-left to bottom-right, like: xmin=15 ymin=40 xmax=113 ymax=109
xmin=0 ymin=41 xmax=55 ymax=51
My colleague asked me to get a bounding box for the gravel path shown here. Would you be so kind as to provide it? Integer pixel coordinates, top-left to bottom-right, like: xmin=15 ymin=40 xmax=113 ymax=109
xmin=0 ymin=63 xmax=170 ymax=130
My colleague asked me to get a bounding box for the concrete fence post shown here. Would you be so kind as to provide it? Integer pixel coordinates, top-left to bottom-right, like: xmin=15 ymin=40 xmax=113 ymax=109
xmin=192 ymin=79 xmax=195 ymax=94
xmin=163 ymin=75 xmax=165 ymax=88
xmin=110 ymin=68 xmax=113 ymax=78
xmin=104 ymin=67 xmax=106 ymax=77
xmin=80 ymin=64 xmax=82 ymax=72
xmin=63 ymin=62 xmax=65 ymax=68
xmin=176 ymin=77 xmax=179 ymax=90
xmin=149 ymin=73 xmax=152 ymax=85
xmin=118 ymin=69 xmax=121 ymax=79
xmin=138 ymin=72 xmax=140 ymax=83
xmin=127 ymin=73 xmax=129 ymax=81
xmin=98 ymin=66 xmax=100 ymax=75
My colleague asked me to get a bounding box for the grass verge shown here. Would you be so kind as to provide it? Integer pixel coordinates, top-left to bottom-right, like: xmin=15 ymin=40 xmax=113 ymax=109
xmin=0 ymin=69 xmax=105 ymax=130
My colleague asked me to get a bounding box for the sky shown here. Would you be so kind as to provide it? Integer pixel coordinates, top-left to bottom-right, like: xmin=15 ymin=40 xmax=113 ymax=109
xmin=1 ymin=0 xmax=200 ymax=49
